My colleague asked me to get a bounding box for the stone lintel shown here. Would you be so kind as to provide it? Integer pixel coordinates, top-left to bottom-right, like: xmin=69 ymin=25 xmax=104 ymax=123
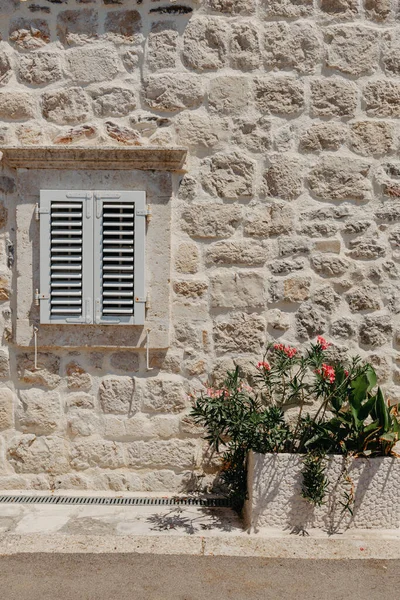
xmin=0 ymin=146 xmax=188 ymax=172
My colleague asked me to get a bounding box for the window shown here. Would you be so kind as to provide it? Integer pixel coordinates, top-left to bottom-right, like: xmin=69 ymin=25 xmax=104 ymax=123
xmin=38 ymin=190 xmax=146 ymax=325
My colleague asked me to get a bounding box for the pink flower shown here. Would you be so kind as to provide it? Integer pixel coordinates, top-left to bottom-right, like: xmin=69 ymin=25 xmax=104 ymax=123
xmin=238 ymin=383 xmax=253 ymax=393
xmin=284 ymin=346 xmax=297 ymax=359
xmin=317 ymin=336 xmax=331 ymax=351
xmin=344 ymin=370 xmax=349 ymax=378
xmin=257 ymin=361 xmax=271 ymax=371
xmin=206 ymin=388 xmax=228 ymax=399
xmin=321 ymin=363 xmax=335 ymax=384
xmin=273 ymin=343 xmax=285 ymax=351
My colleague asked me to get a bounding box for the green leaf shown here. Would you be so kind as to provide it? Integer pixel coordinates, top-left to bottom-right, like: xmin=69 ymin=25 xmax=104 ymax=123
xmin=375 ymin=387 xmax=390 ymax=433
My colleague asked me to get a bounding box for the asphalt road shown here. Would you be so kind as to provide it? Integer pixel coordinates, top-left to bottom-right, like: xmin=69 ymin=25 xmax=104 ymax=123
xmin=0 ymin=554 xmax=396 ymax=600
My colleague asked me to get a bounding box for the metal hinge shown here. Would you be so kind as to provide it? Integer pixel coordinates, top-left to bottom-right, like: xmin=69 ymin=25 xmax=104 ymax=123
xmin=135 ymin=293 xmax=151 ymax=310
xmin=35 ymin=203 xmax=49 ymax=220
xmin=34 ymin=289 xmax=49 ymax=306
xmin=136 ymin=205 xmax=152 ymax=223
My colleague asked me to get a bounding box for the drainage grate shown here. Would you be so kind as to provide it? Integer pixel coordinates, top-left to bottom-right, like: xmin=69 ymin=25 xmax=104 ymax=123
xmin=0 ymin=495 xmax=232 ymax=507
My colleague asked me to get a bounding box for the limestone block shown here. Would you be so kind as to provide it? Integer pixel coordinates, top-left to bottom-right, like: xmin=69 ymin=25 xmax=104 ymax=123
xmin=104 ymin=413 xmax=154 ymax=441
xmin=365 ymin=0 xmax=391 ymax=21
xmin=9 ymin=17 xmax=50 ymax=50
xmin=346 ymin=286 xmax=381 ymax=312
xmin=99 ymin=376 xmax=136 ymax=415
xmin=206 ymin=240 xmax=267 ymax=266
xmin=104 ymin=121 xmax=141 ymax=145
xmin=348 ymin=237 xmax=387 ymax=259
xmin=144 ymin=74 xmax=203 ymax=112
xmin=208 ymin=76 xmax=250 ymax=115
xmin=360 ymin=315 xmax=393 ymax=347
xmin=175 ymin=111 xmax=225 ymax=149
xmin=126 ymin=439 xmax=200 ymax=469
xmin=183 ymin=17 xmax=228 ymax=72
xmin=311 ymin=253 xmax=350 ymax=277
xmin=90 ymin=85 xmax=136 ymax=117
xmin=8 ymin=434 xmax=70 ymax=474
xmin=182 ymin=204 xmax=241 ymax=239
xmin=173 ymin=280 xmax=208 ymax=300
xmin=254 ymin=76 xmax=304 ymax=115
xmin=325 ymin=26 xmax=380 ymax=76
xmin=364 ymin=81 xmax=400 ymax=117
xmin=0 ymin=388 xmax=13 ymax=430
xmin=261 ymin=0 xmax=313 ymax=18
xmin=53 ymin=124 xmax=98 ymax=145
xmin=140 ymin=378 xmax=188 ymax=413
xmin=0 ymin=92 xmax=36 ymax=120
xmin=70 ymin=439 xmax=125 ymax=470
xmin=66 ymin=362 xmax=92 ymax=391
xmin=213 ymin=313 xmax=265 ymax=354
xmin=16 ymin=389 xmax=61 ymax=435
xmin=0 ymin=350 xmax=9 ymax=378
xmin=331 ymin=317 xmax=357 ymax=339
xmin=300 ymin=123 xmax=347 ymax=152
xmin=201 ymin=152 xmax=255 ymax=199
xmin=104 ymin=10 xmax=142 ymax=44
xmin=0 ymin=176 xmax=15 ymax=194
xmin=68 ymin=410 xmax=101 ymax=438
xmin=264 ymin=22 xmax=321 ymax=75
xmin=66 ymin=46 xmax=120 ymax=84
xmin=151 ymin=415 xmax=181 ymax=440
xmin=349 ymin=121 xmax=394 ymax=156
xmin=16 ymin=123 xmax=49 ymax=145
xmin=308 ymin=157 xmax=371 ymax=201
xmin=283 ymin=277 xmax=311 ymax=302
xmin=175 ymin=243 xmax=200 ymax=274
xmin=269 ymin=258 xmax=305 ymax=275
xmin=18 ymin=53 xmax=62 ymax=86
xmin=264 ymin=155 xmax=303 ymax=200
xmin=383 ymin=30 xmax=400 ymax=76
xmin=110 ymin=351 xmax=140 ymax=372
xmin=146 ymin=22 xmax=178 ymax=71
xmin=67 ymin=392 xmax=95 ymax=409
xmin=17 ymin=352 xmax=61 ymax=389
xmin=100 ymin=472 xmax=142 ymax=492
xmin=232 ymin=116 xmax=272 ymax=153
xmin=0 ymin=274 xmax=11 ymax=301
xmin=313 ymin=285 xmax=340 ymax=312
xmin=230 ymin=22 xmax=261 ymax=71
xmin=313 ymin=240 xmax=341 ymax=253
xmin=210 ymin=270 xmax=265 ymax=309
xmin=310 ymin=78 xmax=358 ymax=117
xmin=296 ymin=303 xmax=327 ymax=339
xmin=57 ymin=9 xmax=98 ymax=46
xmin=320 ymin=0 xmax=359 ymax=18
xmin=42 ymin=87 xmax=92 ymax=124
xmin=268 ymin=309 xmax=291 ymax=331
xmin=207 ymin=0 xmax=256 ymax=15
xmin=0 ymin=51 xmax=11 ymax=85
xmin=244 ymin=203 xmax=294 ymax=237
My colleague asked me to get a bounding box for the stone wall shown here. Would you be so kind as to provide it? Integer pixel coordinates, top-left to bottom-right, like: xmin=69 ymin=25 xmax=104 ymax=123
xmin=0 ymin=0 xmax=399 ymax=492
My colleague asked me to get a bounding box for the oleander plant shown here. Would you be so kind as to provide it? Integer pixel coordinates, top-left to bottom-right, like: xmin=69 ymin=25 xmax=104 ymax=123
xmin=191 ymin=337 xmax=400 ymax=509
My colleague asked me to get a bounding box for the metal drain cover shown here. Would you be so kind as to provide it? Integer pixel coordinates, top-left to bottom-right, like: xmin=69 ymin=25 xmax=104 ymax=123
xmin=0 ymin=495 xmax=232 ymax=507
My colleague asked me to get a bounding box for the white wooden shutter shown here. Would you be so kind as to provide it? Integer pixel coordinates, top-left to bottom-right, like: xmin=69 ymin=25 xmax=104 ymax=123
xmin=39 ymin=190 xmax=94 ymax=324
xmin=93 ymin=191 xmax=146 ymax=325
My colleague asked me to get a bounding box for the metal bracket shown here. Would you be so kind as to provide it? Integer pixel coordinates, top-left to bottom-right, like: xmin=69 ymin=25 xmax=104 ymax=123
xmin=136 ymin=205 xmax=152 ymax=223
xmin=34 ymin=203 xmax=50 ymax=220
xmin=34 ymin=289 xmax=49 ymax=306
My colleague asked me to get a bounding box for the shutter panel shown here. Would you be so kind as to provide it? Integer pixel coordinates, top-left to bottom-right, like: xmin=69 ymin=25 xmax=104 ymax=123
xmin=39 ymin=190 xmax=94 ymax=324
xmin=94 ymin=191 xmax=146 ymax=325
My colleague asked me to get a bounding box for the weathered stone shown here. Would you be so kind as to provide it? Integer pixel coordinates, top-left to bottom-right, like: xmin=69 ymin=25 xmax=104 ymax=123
xmin=66 ymin=46 xmax=120 ymax=84
xmin=148 ymin=351 xmax=182 ymax=374
xmin=110 ymin=351 xmax=140 ymax=372
xmin=331 ymin=317 xmax=357 ymax=338
xmin=15 ymin=123 xmax=48 ymax=145
xmin=0 ymin=51 xmax=11 ymax=86
xmin=210 ymin=270 xmax=265 ymax=308
xmin=201 ymin=152 xmax=255 ymax=199
xmin=302 ymin=223 xmax=339 ymax=238
xmin=183 ymin=17 xmax=228 ymax=72
xmin=296 ymin=303 xmax=327 ymax=339
xmin=0 ymin=92 xmax=36 ymax=121
xmin=360 ymin=315 xmax=393 ymax=347
xmin=364 ymin=81 xmax=400 ymax=117
xmin=10 ymin=18 xmax=50 ymax=49
xmin=261 ymin=0 xmax=313 ymax=18
xmin=313 ymin=239 xmax=341 ymax=253
xmin=367 ymin=354 xmax=391 ymax=382
xmin=325 ymin=26 xmax=379 ymax=76
xmin=208 ymin=76 xmax=250 ymax=115
xmin=300 ymin=123 xmax=347 ymax=152
xmin=376 ymin=203 xmax=400 ymax=222
xmin=17 ymin=352 xmax=60 ymax=389
xmin=264 ymin=22 xmax=321 ymax=75
xmin=175 ymin=243 xmax=200 ymax=274
xmin=182 ymin=204 xmax=241 ymax=239
xmin=147 ymin=22 xmax=178 ymax=71
xmin=264 ymin=155 xmax=303 ymax=200
xmin=343 ymin=221 xmax=371 ymax=234
xmin=383 ymin=30 xmax=400 ymax=76
xmin=0 ymin=274 xmax=10 ymax=300
xmin=230 ymin=22 xmax=261 ymax=71
xmin=206 ymin=240 xmax=266 ymax=266
xmin=310 ymin=78 xmax=358 ymax=117
xmin=99 ymin=377 xmax=136 ymax=415
xmin=57 ymin=9 xmax=97 ymax=46
xmin=66 ymin=362 xmax=92 ymax=391
xmin=0 ymin=176 xmax=15 ymax=195
xmin=267 ymin=309 xmax=291 ymax=331
xmin=314 ymin=285 xmax=340 ymax=312
xmin=173 ymin=280 xmax=208 ymax=299
xmin=67 ymin=392 xmax=95 ymax=409
xmin=283 ymin=277 xmax=311 ymax=302
xmin=18 ymin=52 xmax=62 ymax=86
xmin=214 ymin=313 xmax=265 ymax=354
xmin=308 ymin=157 xmax=371 ymax=201
xmin=104 ymin=10 xmax=142 ymax=43
xmin=17 ymin=389 xmax=60 ymax=435
xmin=8 ymin=435 xmax=69 ymax=475
xmin=68 ymin=410 xmax=101 ymax=438
xmin=90 ymin=85 xmax=136 ymax=117
xmin=144 ymin=74 xmax=203 ymax=112
xmin=348 ymin=237 xmax=387 ymax=259
xmin=0 ymin=350 xmax=9 ymax=378
xmin=140 ymin=379 xmax=188 ymax=413
xmin=232 ymin=116 xmax=272 ymax=153
xmin=311 ymin=254 xmax=350 ymax=277
xmin=269 ymin=258 xmax=305 ymax=275
xmin=365 ymin=0 xmax=391 ymax=21
xmin=207 ymin=0 xmax=256 ymax=14
xmin=121 ymin=49 xmax=141 ymax=72
xmin=71 ymin=440 xmax=125 ymax=470
xmin=244 ymin=203 xmax=294 ymax=237
xmin=42 ymin=88 xmax=91 ymax=125
xmin=105 ymin=121 xmax=141 ymax=145
xmin=127 ymin=439 xmax=199 ymax=469
xmin=0 ymin=388 xmax=13 ymax=430
xmin=321 ymin=0 xmax=358 ymax=18
xmin=53 ymin=124 xmax=97 ymax=145
xmin=254 ymin=77 xmax=304 ymax=115
xmin=349 ymin=121 xmax=393 ymax=156
xmin=175 ymin=111 xmax=225 ymax=149
xmin=346 ymin=286 xmax=381 ymax=312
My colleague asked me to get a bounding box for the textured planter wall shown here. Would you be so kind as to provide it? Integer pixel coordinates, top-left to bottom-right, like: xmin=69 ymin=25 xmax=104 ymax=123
xmin=0 ymin=0 xmax=399 ymax=492
xmin=245 ymin=452 xmax=400 ymax=533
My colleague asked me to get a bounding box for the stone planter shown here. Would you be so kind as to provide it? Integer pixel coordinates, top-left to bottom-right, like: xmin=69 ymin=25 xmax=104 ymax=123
xmin=244 ymin=452 xmax=400 ymax=533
